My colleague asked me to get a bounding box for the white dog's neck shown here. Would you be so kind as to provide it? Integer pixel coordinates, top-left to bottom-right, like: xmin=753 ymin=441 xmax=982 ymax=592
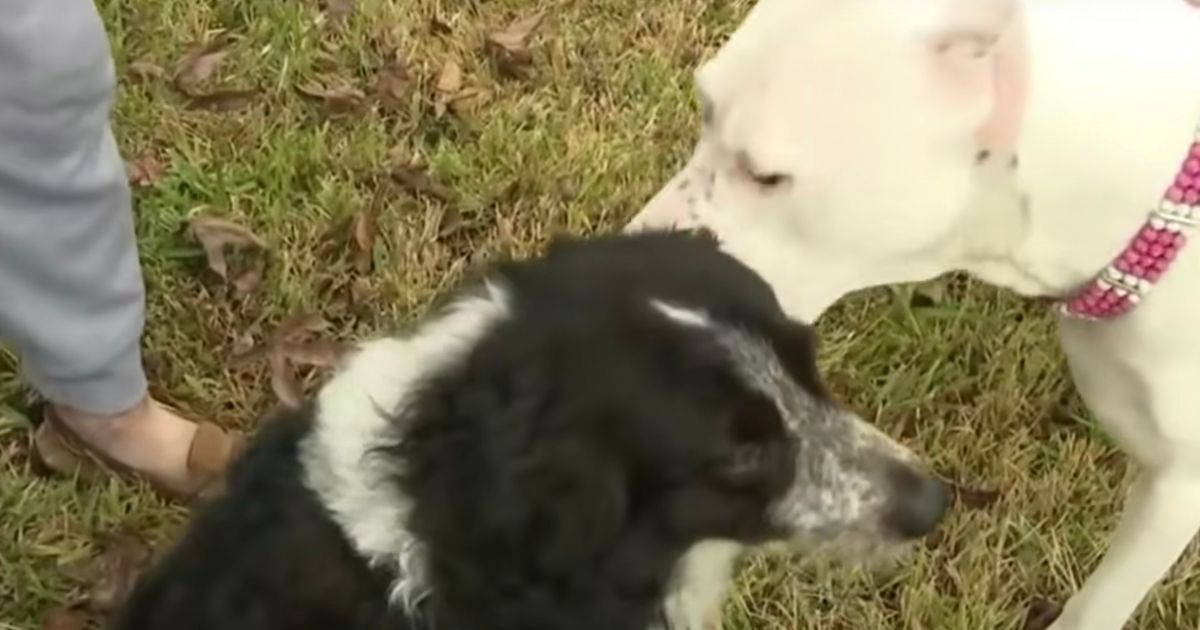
xmin=908 ymin=1 xmax=1200 ymax=315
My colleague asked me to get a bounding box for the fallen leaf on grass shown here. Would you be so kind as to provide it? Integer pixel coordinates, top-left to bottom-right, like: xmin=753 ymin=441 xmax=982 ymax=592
xmin=231 ymin=256 xmax=265 ymax=297
xmin=1022 ymin=597 xmax=1062 ymax=630
xmin=126 ymin=155 xmax=165 ymax=188
xmin=484 ymin=12 xmax=545 ymax=80
xmin=349 ymin=209 xmax=377 ymax=274
xmin=127 ymin=60 xmax=166 ymax=82
xmin=437 ymin=206 xmax=468 ymax=240
xmin=186 ymin=89 xmax=258 ymax=112
xmin=432 ymin=60 xmax=464 ymax=116
xmin=392 ymin=165 xmax=456 ymax=203
xmin=435 ymin=60 xmax=464 ymax=94
xmin=953 ymin=484 xmax=1001 ymax=510
xmin=321 ymin=0 xmax=354 ymax=25
xmin=280 ymin=339 xmax=353 ymax=368
xmin=173 ymin=36 xmax=233 ymax=94
xmin=298 ymin=82 xmax=367 ymax=117
xmin=63 ymin=528 xmax=152 ymax=614
xmin=41 ymin=605 xmax=90 ymax=630
xmin=259 ymin=313 xmax=351 ymax=408
xmin=269 ymin=351 xmax=305 ymax=409
xmin=373 ymin=58 xmax=410 ymax=108
xmin=186 ymin=216 xmax=268 ymax=282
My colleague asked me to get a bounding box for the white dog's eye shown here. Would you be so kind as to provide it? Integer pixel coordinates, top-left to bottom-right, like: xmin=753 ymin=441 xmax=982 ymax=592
xmin=734 ymin=151 xmax=791 ymax=190
xmin=751 ymin=173 xmax=789 ymax=188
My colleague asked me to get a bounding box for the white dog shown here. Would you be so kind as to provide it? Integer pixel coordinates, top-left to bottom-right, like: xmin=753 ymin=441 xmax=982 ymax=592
xmin=629 ymin=1 xmax=1200 ymax=629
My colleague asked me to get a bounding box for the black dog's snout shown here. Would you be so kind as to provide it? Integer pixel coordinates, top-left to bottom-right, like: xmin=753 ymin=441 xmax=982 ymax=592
xmin=884 ymin=462 xmax=951 ymax=539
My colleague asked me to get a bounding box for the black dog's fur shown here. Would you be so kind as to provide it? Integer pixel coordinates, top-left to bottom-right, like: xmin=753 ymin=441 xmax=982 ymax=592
xmin=115 ymin=232 xmax=832 ymax=630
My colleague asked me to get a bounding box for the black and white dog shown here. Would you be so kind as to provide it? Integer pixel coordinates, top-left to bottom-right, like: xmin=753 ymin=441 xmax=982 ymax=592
xmin=116 ymin=232 xmax=949 ymax=630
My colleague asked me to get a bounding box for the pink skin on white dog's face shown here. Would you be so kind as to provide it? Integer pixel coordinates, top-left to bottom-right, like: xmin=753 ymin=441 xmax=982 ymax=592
xmin=627 ymin=0 xmax=1017 ymax=320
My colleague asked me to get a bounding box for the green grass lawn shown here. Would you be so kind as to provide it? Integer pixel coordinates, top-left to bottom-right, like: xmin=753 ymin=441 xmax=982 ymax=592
xmin=2 ymin=0 xmax=1199 ymax=628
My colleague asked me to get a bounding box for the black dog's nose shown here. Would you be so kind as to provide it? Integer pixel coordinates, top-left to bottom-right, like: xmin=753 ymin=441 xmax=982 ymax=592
xmin=884 ymin=462 xmax=951 ymax=539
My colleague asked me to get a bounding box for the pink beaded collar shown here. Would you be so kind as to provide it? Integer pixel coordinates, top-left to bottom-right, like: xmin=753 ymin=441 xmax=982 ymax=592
xmin=1058 ymin=129 xmax=1200 ymax=320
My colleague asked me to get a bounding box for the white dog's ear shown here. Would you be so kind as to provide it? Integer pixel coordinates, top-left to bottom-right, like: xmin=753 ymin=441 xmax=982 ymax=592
xmin=924 ymin=0 xmax=1021 ymax=139
xmin=928 ymin=0 xmax=1015 ymax=61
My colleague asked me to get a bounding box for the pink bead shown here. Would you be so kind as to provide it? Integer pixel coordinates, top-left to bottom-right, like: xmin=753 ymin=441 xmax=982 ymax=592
xmin=1186 ymin=189 xmax=1200 ymax=205
xmin=1134 ymin=240 xmax=1150 ymax=254
xmin=1147 ymin=269 xmax=1163 ymax=282
xmin=1122 ymin=250 xmax=1140 ymax=264
xmin=1159 ymin=231 xmax=1176 ymax=245
xmin=1115 ymin=259 xmax=1131 ymax=272
xmin=1187 ymin=159 xmax=1200 ymax=176
xmin=1133 ymin=265 xmax=1147 ymax=276
xmin=1150 ymin=244 xmax=1165 ymax=257
xmin=1181 ymin=174 xmax=1197 ymax=189
xmin=1169 ymin=187 xmax=1185 ymax=203
xmin=1192 ymin=143 xmax=1200 ymax=159
xmin=1154 ymin=259 xmax=1169 ymax=271
xmin=1176 ymin=233 xmax=1188 ymax=247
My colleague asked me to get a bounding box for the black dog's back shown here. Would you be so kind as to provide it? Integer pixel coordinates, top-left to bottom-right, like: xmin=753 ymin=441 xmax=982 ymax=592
xmin=116 ymin=408 xmax=409 ymax=630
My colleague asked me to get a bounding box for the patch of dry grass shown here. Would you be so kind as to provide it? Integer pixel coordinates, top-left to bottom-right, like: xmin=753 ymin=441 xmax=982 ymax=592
xmin=2 ymin=0 xmax=1199 ymax=628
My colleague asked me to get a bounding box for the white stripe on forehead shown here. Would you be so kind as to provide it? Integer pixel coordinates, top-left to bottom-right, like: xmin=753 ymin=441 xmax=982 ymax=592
xmin=648 ymin=298 xmax=821 ymax=429
xmin=651 ymin=299 xmax=713 ymax=329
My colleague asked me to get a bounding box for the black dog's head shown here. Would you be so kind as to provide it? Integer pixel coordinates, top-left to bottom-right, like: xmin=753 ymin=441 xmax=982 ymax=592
xmin=388 ymin=231 xmax=948 ymax=630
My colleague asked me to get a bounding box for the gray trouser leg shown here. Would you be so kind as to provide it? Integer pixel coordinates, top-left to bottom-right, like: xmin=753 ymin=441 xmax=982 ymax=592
xmin=0 ymin=0 xmax=147 ymax=415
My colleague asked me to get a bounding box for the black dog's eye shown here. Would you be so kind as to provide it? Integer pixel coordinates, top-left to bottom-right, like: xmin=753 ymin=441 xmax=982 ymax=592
xmin=723 ymin=443 xmax=764 ymax=477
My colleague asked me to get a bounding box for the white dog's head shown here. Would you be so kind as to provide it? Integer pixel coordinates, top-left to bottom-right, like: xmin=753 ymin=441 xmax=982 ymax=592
xmin=627 ymin=0 xmax=1024 ymax=321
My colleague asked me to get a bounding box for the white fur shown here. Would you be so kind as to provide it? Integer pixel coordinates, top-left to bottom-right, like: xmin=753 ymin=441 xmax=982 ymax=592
xmin=300 ymin=283 xmax=510 ymax=610
xmin=628 ymin=1 xmax=1200 ymax=628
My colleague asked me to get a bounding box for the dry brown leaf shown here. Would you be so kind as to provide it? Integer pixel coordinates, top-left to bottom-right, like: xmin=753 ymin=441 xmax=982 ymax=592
xmin=126 ymin=155 xmax=165 ymax=188
xmin=265 ymin=313 xmax=343 ymax=408
xmin=298 ymin=82 xmax=367 ymax=117
xmin=392 ymin=165 xmax=456 ymax=203
xmin=269 ymin=351 xmax=304 ymax=409
xmin=41 ymin=605 xmax=90 ymax=630
xmin=488 ymin=12 xmax=545 ymax=51
xmin=231 ymin=256 xmax=265 ymax=297
xmin=953 ymin=484 xmax=1001 ymax=510
xmin=349 ymin=209 xmax=377 ymax=274
xmin=127 ymin=60 xmax=166 ymax=82
xmin=281 ymin=340 xmax=353 ymax=368
xmin=447 ymin=86 xmax=493 ymax=115
xmin=373 ymin=58 xmax=410 ymax=108
xmin=435 ymin=60 xmax=464 ymax=95
xmin=187 ymin=216 xmax=267 ymax=281
xmin=485 ymin=12 xmax=544 ymax=80
xmin=322 ymin=0 xmax=355 ymax=24
xmin=437 ymin=206 xmax=467 ymax=239
xmin=273 ymin=313 xmax=332 ymax=344
xmin=63 ymin=528 xmax=152 ymax=614
xmin=174 ymin=36 xmax=233 ymax=94
xmin=186 ymin=89 xmax=258 ymax=112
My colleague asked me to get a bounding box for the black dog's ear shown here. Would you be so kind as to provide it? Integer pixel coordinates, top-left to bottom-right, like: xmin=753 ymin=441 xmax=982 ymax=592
xmin=516 ymin=437 xmax=628 ymax=573
xmin=765 ymin=320 xmax=828 ymax=399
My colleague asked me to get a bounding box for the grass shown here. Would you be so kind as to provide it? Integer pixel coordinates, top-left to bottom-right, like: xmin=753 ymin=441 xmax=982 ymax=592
xmin=1 ymin=0 xmax=1198 ymax=627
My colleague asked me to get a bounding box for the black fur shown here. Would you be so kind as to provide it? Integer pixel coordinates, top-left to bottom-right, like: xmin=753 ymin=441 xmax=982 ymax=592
xmin=115 ymin=231 xmax=833 ymax=630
